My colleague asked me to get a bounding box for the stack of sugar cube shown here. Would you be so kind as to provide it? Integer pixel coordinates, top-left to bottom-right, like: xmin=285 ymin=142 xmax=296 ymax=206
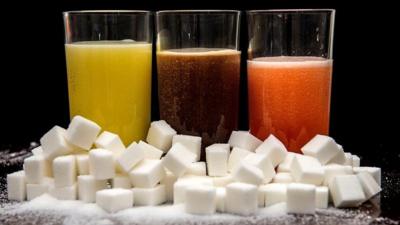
xmin=7 ymin=115 xmax=382 ymax=215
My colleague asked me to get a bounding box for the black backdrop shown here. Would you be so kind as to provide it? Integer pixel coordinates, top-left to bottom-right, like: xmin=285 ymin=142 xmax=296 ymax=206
xmin=0 ymin=0 xmax=398 ymax=170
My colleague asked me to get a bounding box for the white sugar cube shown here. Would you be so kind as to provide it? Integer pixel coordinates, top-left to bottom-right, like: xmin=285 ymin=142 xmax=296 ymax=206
xmin=286 ymin=183 xmax=316 ymax=214
xmin=112 ymin=174 xmax=132 ymax=189
xmin=185 ymin=162 xmax=206 ymax=176
xmin=216 ymin=187 xmax=226 ymax=212
xmin=173 ymin=134 xmax=202 ymax=161
xmin=291 ymin=155 xmax=324 ymax=185
xmin=316 ymin=186 xmax=329 ymax=208
xmin=49 ymin=184 xmax=77 ymax=200
xmin=206 ymin=144 xmax=230 ymax=177
xmin=185 ymin=185 xmax=216 ymax=214
xmin=243 ymin=153 xmax=275 ymax=184
xmin=160 ymin=170 xmax=178 ymax=202
xmin=323 ymin=164 xmax=353 ymax=186
xmin=352 ymin=155 xmax=360 ymax=167
xmin=329 ymin=175 xmax=366 ymax=207
xmin=116 ymin=142 xmax=145 ymax=173
xmin=162 ymin=143 xmax=196 ymax=177
xmin=146 ymin=120 xmax=177 ymax=152
xmin=232 ymin=162 xmax=264 ymax=185
xmin=226 ymin=182 xmax=258 ymax=216
xmin=261 ymin=183 xmax=287 ymax=207
xmin=40 ymin=126 xmax=74 ymax=160
xmin=255 ymin=135 xmax=287 ymax=167
xmin=273 ymin=172 xmax=293 ymax=184
xmin=31 ymin=146 xmax=43 ymax=156
xmin=173 ymin=176 xmax=213 ymax=204
xmin=356 ymin=172 xmax=381 ymax=200
xmin=95 ymin=131 xmax=125 ymax=154
xmin=228 ymin=131 xmax=262 ymax=151
xmin=96 ymin=188 xmax=133 ymax=213
xmin=301 ymin=135 xmax=341 ymax=165
xmin=66 ymin=115 xmax=101 ymax=150
xmin=353 ymin=167 xmax=381 ymax=185
xmin=213 ymin=175 xmax=234 ymax=187
xmin=26 ymin=177 xmax=53 ymax=200
xmin=53 ymin=155 xmax=76 ymax=187
xmin=344 ymin=152 xmax=353 ymax=165
xmin=277 ymin=152 xmax=298 ymax=172
xmin=78 ymin=175 xmax=108 ymax=203
xmin=7 ymin=170 xmax=26 ymax=201
xmin=132 ymin=184 xmax=166 ymax=206
xmin=24 ymin=155 xmax=50 ymax=184
xmin=228 ymin=147 xmax=253 ymax=172
xmin=129 ymin=159 xmax=165 ymax=188
xmin=89 ymin=149 xmax=115 ymax=180
xmin=328 ymin=144 xmax=346 ymax=165
xmin=138 ymin=141 xmax=163 ymax=159
xmin=76 ymin=154 xmax=89 ymax=175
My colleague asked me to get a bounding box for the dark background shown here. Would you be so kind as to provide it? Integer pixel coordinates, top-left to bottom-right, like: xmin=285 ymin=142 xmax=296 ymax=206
xmin=0 ymin=0 xmax=398 ymax=171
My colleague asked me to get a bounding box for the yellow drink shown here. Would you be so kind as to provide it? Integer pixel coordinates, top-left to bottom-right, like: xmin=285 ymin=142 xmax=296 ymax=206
xmin=65 ymin=41 xmax=152 ymax=145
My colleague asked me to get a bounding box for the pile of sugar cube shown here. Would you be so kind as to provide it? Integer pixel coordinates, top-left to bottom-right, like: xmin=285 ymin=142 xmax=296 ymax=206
xmin=7 ymin=115 xmax=382 ymax=215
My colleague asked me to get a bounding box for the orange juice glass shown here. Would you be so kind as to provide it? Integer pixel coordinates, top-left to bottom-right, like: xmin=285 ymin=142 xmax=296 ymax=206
xmin=247 ymin=9 xmax=335 ymax=152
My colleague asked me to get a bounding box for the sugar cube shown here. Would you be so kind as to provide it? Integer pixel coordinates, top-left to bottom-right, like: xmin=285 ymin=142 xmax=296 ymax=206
xmin=160 ymin=170 xmax=178 ymax=202
xmin=352 ymin=155 xmax=360 ymax=167
xmin=138 ymin=141 xmax=163 ymax=159
xmin=301 ymin=135 xmax=341 ymax=165
xmin=286 ymin=183 xmax=316 ymax=214
xmin=353 ymin=167 xmax=381 ymax=185
xmin=228 ymin=131 xmax=262 ymax=151
xmin=173 ymin=134 xmax=202 ymax=161
xmin=26 ymin=177 xmax=53 ymax=200
xmin=96 ymin=188 xmax=133 ymax=213
xmin=162 ymin=143 xmax=196 ymax=177
xmin=261 ymin=183 xmax=287 ymax=207
xmin=277 ymin=152 xmax=297 ymax=172
xmin=40 ymin=126 xmax=74 ymax=160
xmin=146 ymin=120 xmax=177 ymax=152
xmin=173 ymin=176 xmax=213 ymax=204
xmin=24 ymin=155 xmax=50 ymax=184
xmin=65 ymin=116 xmax=101 ymax=150
xmin=31 ymin=146 xmax=43 ymax=156
xmin=185 ymin=161 xmax=206 ymax=176
xmin=53 ymin=155 xmax=77 ymax=187
xmin=78 ymin=175 xmax=108 ymax=203
xmin=206 ymin=144 xmax=230 ymax=177
xmin=216 ymin=187 xmax=226 ymax=212
xmin=328 ymin=144 xmax=346 ymax=165
xmin=228 ymin=147 xmax=253 ymax=172
xmin=232 ymin=162 xmax=264 ymax=185
xmin=129 ymin=159 xmax=165 ymax=188
xmin=226 ymin=182 xmax=258 ymax=216
xmin=243 ymin=153 xmax=275 ymax=184
xmin=291 ymin=155 xmax=324 ymax=185
xmin=132 ymin=184 xmax=167 ymax=206
xmin=94 ymin=131 xmax=125 ymax=154
xmin=212 ymin=175 xmax=234 ymax=187
xmin=344 ymin=152 xmax=353 ymax=165
xmin=116 ymin=142 xmax=145 ymax=173
xmin=112 ymin=174 xmax=132 ymax=189
xmin=89 ymin=149 xmax=115 ymax=180
xmin=7 ymin=170 xmax=26 ymax=201
xmin=329 ymin=175 xmax=366 ymax=207
xmin=322 ymin=164 xmax=353 ymax=186
xmin=185 ymin=185 xmax=216 ymax=214
xmin=76 ymin=154 xmax=89 ymax=175
xmin=49 ymin=184 xmax=77 ymax=200
xmin=356 ymin=172 xmax=381 ymax=200
xmin=316 ymin=186 xmax=329 ymax=208
xmin=255 ymin=134 xmax=287 ymax=167
xmin=273 ymin=172 xmax=293 ymax=184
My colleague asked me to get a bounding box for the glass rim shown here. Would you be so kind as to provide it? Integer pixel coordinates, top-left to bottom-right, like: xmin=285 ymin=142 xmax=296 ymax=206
xmin=157 ymin=10 xmax=240 ymax=15
xmin=63 ymin=10 xmax=151 ymax=16
xmin=247 ymin=9 xmax=335 ymax=14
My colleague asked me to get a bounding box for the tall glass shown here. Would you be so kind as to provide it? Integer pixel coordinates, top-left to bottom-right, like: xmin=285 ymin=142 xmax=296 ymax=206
xmin=64 ymin=11 xmax=152 ymax=145
xmin=156 ymin=10 xmax=241 ymax=152
xmin=247 ymin=9 xmax=335 ymax=152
